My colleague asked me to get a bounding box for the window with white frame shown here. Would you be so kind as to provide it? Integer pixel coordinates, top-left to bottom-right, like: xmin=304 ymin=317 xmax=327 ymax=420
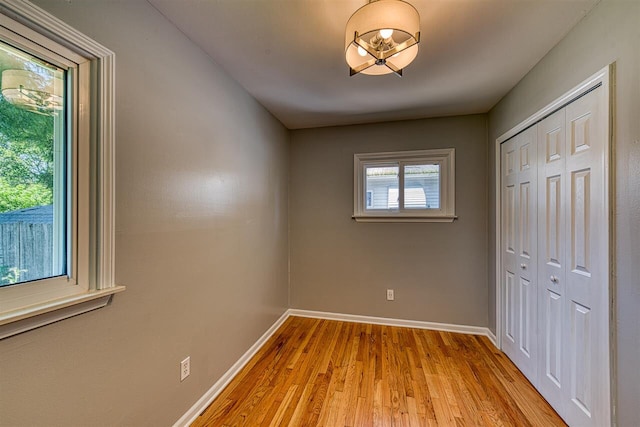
xmin=353 ymin=149 xmax=456 ymax=222
xmin=0 ymin=2 xmax=122 ymax=339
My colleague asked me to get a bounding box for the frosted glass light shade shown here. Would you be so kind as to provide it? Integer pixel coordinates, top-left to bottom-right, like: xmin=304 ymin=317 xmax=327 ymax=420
xmin=345 ymin=0 xmax=420 ymax=76
xmin=1 ymin=69 xmax=64 ymax=114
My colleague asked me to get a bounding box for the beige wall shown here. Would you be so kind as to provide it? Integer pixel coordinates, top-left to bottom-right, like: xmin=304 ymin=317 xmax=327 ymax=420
xmin=290 ymin=115 xmax=489 ymax=326
xmin=2 ymin=0 xmax=636 ymax=425
xmin=0 ymin=1 xmax=289 ymax=425
xmin=488 ymin=1 xmax=640 ymax=424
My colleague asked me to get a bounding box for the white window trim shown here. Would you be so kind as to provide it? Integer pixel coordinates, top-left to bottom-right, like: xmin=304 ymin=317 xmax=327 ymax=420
xmin=353 ymin=149 xmax=456 ymax=223
xmin=0 ymin=0 xmax=124 ymax=339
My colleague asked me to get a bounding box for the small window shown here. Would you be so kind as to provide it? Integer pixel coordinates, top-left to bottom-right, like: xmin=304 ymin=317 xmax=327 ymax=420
xmin=353 ymin=149 xmax=455 ymax=222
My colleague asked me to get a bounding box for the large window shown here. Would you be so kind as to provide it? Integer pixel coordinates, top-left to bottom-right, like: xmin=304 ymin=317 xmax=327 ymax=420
xmin=353 ymin=149 xmax=455 ymax=222
xmin=0 ymin=37 xmax=67 ymax=287
xmin=0 ymin=3 xmax=121 ymax=338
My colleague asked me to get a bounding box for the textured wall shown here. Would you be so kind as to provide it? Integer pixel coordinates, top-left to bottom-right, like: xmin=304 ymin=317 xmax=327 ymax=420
xmin=488 ymin=1 xmax=640 ymax=424
xmin=0 ymin=1 xmax=289 ymax=425
xmin=290 ymin=115 xmax=489 ymax=327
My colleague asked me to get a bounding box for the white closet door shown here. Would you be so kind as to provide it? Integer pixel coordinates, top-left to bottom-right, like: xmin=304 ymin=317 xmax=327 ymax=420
xmin=501 ymin=126 xmax=538 ymax=384
xmin=562 ymin=87 xmax=610 ymax=427
xmin=536 ymin=86 xmax=610 ymax=426
xmin=515 ymin=127 xmax=538 ymax=383
xmin=537 ymin=109 xmax=566 ymax=410
xmin=501 ymin=138 xmax=519 ymax=363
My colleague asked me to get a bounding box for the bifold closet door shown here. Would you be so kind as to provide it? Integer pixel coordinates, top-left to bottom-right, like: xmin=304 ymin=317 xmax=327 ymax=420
xmin=537 ymin=86 xmax=610 ymax=427
xmin=537 ymin=108 xmax=566 ymax=410
xmin=500 ymin=126 xmax=538 ymax=385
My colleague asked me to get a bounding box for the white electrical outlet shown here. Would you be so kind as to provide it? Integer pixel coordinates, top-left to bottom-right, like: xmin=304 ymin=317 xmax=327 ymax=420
xmin=180 ymin=356 xmax=190 ymax=382
xmin=386 ymin=289 xmax=394 ymax=301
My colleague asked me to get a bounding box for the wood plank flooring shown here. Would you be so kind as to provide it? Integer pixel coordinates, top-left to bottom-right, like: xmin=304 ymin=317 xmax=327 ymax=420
xmin=192 ymin=316 xmax=565 ymax=426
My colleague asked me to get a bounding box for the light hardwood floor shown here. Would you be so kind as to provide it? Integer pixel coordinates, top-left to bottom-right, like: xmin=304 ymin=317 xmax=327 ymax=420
xmin=193 ymin=316 xmax=565 ymax=426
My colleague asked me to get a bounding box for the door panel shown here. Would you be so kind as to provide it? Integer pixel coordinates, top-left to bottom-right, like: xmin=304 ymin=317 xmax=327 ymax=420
xmin=516 ymin=128 xmax=537 ymax=384
xmin=546 ymin=175 xmax=562 ymax=265
xmin=569 ymin=112 xmax=593 ymax=155
xmin=501 ymin=139 xmax=518 ymax=358
xmin=571 ymin=169 xmax=591 ymax=276
xmin=505 ymin=271 xmax=515 ymax=342
xmin=563 ymin=88 xmax=609 ymax=427
xmin=520 ymin=182 xmax=532 ymax=258
xmin=537 ymin=109 xmax=566 ymax=410
xmin=570 ymin=301 xmax=592 ymax=418
xmin=519 ymin=277 xmax=533 ymax=357
xmin=545 ymin=290 xmax=562 ymax=387
xmin=545 ymin=126 xmax=563 ymax=163
xmin=501 ymin=127 xmax=538 ymax=384
xmin=505 ymin=185 xmax=516 ymax=254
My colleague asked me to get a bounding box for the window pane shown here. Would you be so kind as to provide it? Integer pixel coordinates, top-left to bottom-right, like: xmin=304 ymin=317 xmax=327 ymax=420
xmin=404 ymin=164 xmax=440 ymax=209
xmin=366 ymin=166 xmax=399 ymax=209
xmin=0 ymin=40 xmax=66 ymax=286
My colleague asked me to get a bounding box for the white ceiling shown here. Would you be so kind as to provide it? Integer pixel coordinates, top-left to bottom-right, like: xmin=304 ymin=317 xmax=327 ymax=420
xmin=148 ymin=0 xmax=598 ymax=129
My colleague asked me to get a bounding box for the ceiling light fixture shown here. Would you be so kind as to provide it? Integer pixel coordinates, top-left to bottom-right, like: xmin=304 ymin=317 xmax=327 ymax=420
xmin=345 ymin=0 xmax=420 ymax=77
xmin=1 ymin=69 xmax=63 ymax=115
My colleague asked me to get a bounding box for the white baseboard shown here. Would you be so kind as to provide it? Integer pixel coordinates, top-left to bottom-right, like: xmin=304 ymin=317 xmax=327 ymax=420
xmin=172 ymin=310 xmax=290 ymax=427
xmin=174 ymin=308 xmax=495 ymax=426
xmin=486 ymin=328 xmax=498 ymax=349
xmin=288 ymin=309 xmax=493 ymax=337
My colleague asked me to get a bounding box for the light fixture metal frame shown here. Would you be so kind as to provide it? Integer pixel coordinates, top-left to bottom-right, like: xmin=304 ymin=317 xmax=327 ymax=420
xmin=350 ymin=29 xmax=421 ymax=77
xmin=345 ymin=0 xmax=421 ymax=77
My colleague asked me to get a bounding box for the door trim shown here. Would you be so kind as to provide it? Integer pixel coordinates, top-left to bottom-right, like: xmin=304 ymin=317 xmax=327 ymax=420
xmin=494 ymin=64 xmax=615 ymax=423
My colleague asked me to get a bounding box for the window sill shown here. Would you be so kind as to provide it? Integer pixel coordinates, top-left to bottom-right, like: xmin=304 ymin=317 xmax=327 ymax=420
xmin=0 ymin=285 xmax=126 ymax=339
xmin=353 ymin=215 xmax=457 ymax=223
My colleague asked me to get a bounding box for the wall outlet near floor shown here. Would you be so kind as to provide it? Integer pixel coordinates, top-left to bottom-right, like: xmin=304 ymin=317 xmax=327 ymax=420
xmin=180 ymin=356 xmax=190 ymax=382
xmin=386 ymin=289 xmax=395 ymax=301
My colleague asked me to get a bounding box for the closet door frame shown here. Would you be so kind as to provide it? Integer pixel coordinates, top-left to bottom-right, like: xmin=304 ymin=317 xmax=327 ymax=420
xmin=494 ymin=64 xmax=615 ymax=423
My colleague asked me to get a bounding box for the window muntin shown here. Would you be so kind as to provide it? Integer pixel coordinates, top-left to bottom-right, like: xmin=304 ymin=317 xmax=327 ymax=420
xmin=0 ymin=38 xmax=68 ymax=287
xmin=353 ymin=149 xmax=455 ymax=222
